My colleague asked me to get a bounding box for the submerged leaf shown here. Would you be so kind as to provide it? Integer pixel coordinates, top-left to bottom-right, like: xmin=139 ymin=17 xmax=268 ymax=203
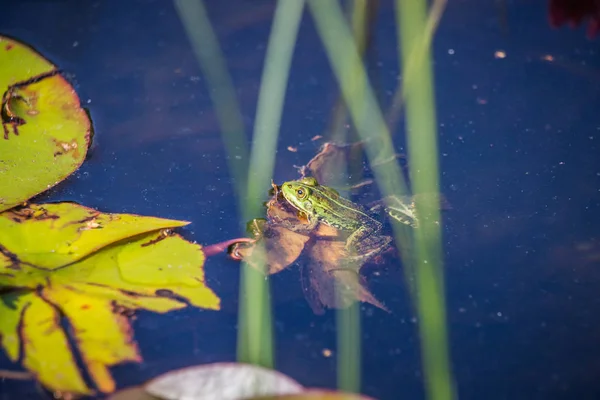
xmin=300 ymin=141 xmax=368 ymax=187
xmin=0 ymin=36 xmax=92 ymax=212
xmin=229 ymin=187 xmax=387 ymax=314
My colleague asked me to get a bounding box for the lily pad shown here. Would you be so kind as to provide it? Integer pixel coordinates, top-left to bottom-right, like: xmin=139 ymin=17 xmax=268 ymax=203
xmin=145 ymin=362 xmax=304 ymax=400
xmin=0 ymin=35 xmax=91 ymax=212
xmin=0 ymin=202 xmax=220 ymax=395
xmin=0 ymin=202 xmax=190 ymax=275
xmin=108 ymin=363 xmax=378 ymax=400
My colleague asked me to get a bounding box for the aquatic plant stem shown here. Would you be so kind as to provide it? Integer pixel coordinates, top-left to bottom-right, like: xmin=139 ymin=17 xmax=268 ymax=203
xmin=237 ymin=0 xmax=305 ymax=368
xmin=395 ymin=0 xmax=455 ymax=399
xmin=385 ymin=0 xmax=447 ymax=132
xmin=308 ymin=0 xmax=411 ymax=394
xmin=307 ymin=0 xmax=409 ymax=205
xmin=173 ymin=0 xmax=249 ymax=202
xmin=335 ymin=300 xmax=361 ymax=394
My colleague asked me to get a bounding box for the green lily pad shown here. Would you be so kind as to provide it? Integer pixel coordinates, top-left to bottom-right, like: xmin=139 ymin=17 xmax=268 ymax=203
xmin=0 ymin=35 xmax=91 ymax=212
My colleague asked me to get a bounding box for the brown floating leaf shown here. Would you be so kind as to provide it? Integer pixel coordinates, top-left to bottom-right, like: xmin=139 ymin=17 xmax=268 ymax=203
xmin=228 ymin=185 xmax=388 ymax=314
xmin=300 ymin=142 xmax=368 ymax=187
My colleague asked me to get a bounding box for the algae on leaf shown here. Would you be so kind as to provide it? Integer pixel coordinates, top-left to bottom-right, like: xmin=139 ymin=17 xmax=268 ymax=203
xmin=0 ymin=35 xmax=91 ymax=212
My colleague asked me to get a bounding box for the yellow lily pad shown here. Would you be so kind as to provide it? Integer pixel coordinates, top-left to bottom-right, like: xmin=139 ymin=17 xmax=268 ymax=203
xmin=0 ymin=202 xmax=189 ymax=275
xmin=0 ymin=203 xmax=220 ymax=396
xmin=0 ymin=35 xmax=91 ymax=212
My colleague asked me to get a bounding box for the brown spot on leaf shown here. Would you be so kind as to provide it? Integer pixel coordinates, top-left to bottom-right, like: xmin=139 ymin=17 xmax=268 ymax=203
xmin=52 ymin=138 xmax=80 ymax=159
xmin=140 ymin=229 xmax=171 ymax=247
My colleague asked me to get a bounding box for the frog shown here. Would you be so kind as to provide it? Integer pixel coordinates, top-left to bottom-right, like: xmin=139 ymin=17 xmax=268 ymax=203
xmin=277 ymin=176 xmax=393 ymax=262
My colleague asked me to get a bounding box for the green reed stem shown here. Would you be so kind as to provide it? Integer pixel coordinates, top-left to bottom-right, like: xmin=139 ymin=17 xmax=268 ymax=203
xmin=175 ymin=0 xmax=304 ymax=369
xmin=308 ymin=0 xmax=410 ymax=395
xmin=395 ymin=0 xmax=455 ymax=399
xmin=328 ymin=0 xmax=377 ymax=145
xmin=173 ymin=0 xmax=249 ymax=201
xmin=237 ymin=0 xmax=305 ymax=368
xmin=329 ymin=0 xmax=371 ymax=393
xmin=385 ymin=0 xmax=446 ymax=131
xmin=336 ymin=300 xmax=361 ymax=394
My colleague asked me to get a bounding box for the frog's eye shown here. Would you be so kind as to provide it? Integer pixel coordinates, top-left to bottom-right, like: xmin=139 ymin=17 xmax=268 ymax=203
xmin=296 ymin=188 xmax=306 ymax=199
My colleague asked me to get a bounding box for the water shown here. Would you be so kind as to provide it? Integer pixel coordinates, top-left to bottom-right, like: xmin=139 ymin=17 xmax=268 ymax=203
xmin=1 ymin=1 xmax=599 ymax=399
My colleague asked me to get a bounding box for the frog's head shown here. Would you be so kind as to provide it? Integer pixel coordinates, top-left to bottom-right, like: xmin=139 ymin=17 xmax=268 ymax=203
xmin=281 ymin=180 xmax=315 ymax=214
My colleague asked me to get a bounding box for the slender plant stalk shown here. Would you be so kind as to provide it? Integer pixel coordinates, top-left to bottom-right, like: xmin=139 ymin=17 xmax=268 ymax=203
xmin=386 ymin=0 xmax=447 ymax=132
xmin=308 ymin=0 xmax=409 ymax=200
xmin=237 ymin=0 xmax=305 ymax=368
xmin=309 ymin=1 xmax=454 ymax=399
xmin=308 ymin=0 xmax=409 ymax=396
xmin=330 ymin=0 xmax=371 ymax=394
xmin=173 ymin=0 xmax=249 ymax=202
xmin=328 ymin=0 xmax=378 ymax=145
xmin=336 ymin=300 xmax=361 ymax=394
xmin=395 ymin=0 xmax=455 ymax=399
xmin=175 ymin=0 xmax=304 ymax=369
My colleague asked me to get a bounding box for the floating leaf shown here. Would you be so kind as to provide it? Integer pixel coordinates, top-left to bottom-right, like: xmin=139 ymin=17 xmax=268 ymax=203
xmin=39 ymin=285 xmax=141 ymax=393
xmin=299 ymin=141 xmax=369 ymax=187
xmin=0 ymin=35 xmax=92 ymax=212
xmin=145 ymin=362 xmax=304 ymax=400
xmin=19 ymin=292 xmax=91 ymax=394
xmin=0 ymin=202 xmax=189 ymax=273
xmin=228 ymin=187 xmax=388 ymax=314
xmin=0 ymin=202 xmax=220 ymax=395
xmin=108 ymin=364 xmax=378 ymax=400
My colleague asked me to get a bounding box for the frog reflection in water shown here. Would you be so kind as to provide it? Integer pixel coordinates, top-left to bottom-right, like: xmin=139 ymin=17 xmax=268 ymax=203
xmin=278 ymin=176 xmax=393 ymax=262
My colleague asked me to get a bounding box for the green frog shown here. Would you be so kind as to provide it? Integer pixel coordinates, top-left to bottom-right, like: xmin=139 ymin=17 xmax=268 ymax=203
xmin=278 ymin=176 xmax=393 ymax=262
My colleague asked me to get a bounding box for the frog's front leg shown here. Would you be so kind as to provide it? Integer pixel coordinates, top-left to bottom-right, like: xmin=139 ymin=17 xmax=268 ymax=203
xmin=343 ymin=229 xmax=391 ymax=265
xmin=271 ymin=213 xmax=318 ymax=234
xmin=344 ymin=222 xmax=381 ymax=254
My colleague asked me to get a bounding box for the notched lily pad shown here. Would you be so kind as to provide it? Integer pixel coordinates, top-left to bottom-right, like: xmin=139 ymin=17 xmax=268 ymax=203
xmin=0 ymin=35 xmax=92 ymax=212
xmin=0 ymin=202 xmax=190 ymax=273
xmin=0 ymin=202 xmax=220 ymax=396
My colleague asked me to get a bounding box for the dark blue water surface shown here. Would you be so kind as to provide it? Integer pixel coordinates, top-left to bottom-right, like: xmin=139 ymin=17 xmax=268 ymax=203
xmin=2 ymin=1 xmax=600 ymax=399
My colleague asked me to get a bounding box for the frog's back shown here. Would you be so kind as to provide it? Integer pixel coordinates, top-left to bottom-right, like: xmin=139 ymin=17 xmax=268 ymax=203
xmin=311 ymin=187 xmax=376 ymax=231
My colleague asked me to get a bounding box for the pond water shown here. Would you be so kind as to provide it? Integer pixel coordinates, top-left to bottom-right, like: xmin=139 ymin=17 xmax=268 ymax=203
xmin=1 ymin=1 xmax=599 ymax=399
